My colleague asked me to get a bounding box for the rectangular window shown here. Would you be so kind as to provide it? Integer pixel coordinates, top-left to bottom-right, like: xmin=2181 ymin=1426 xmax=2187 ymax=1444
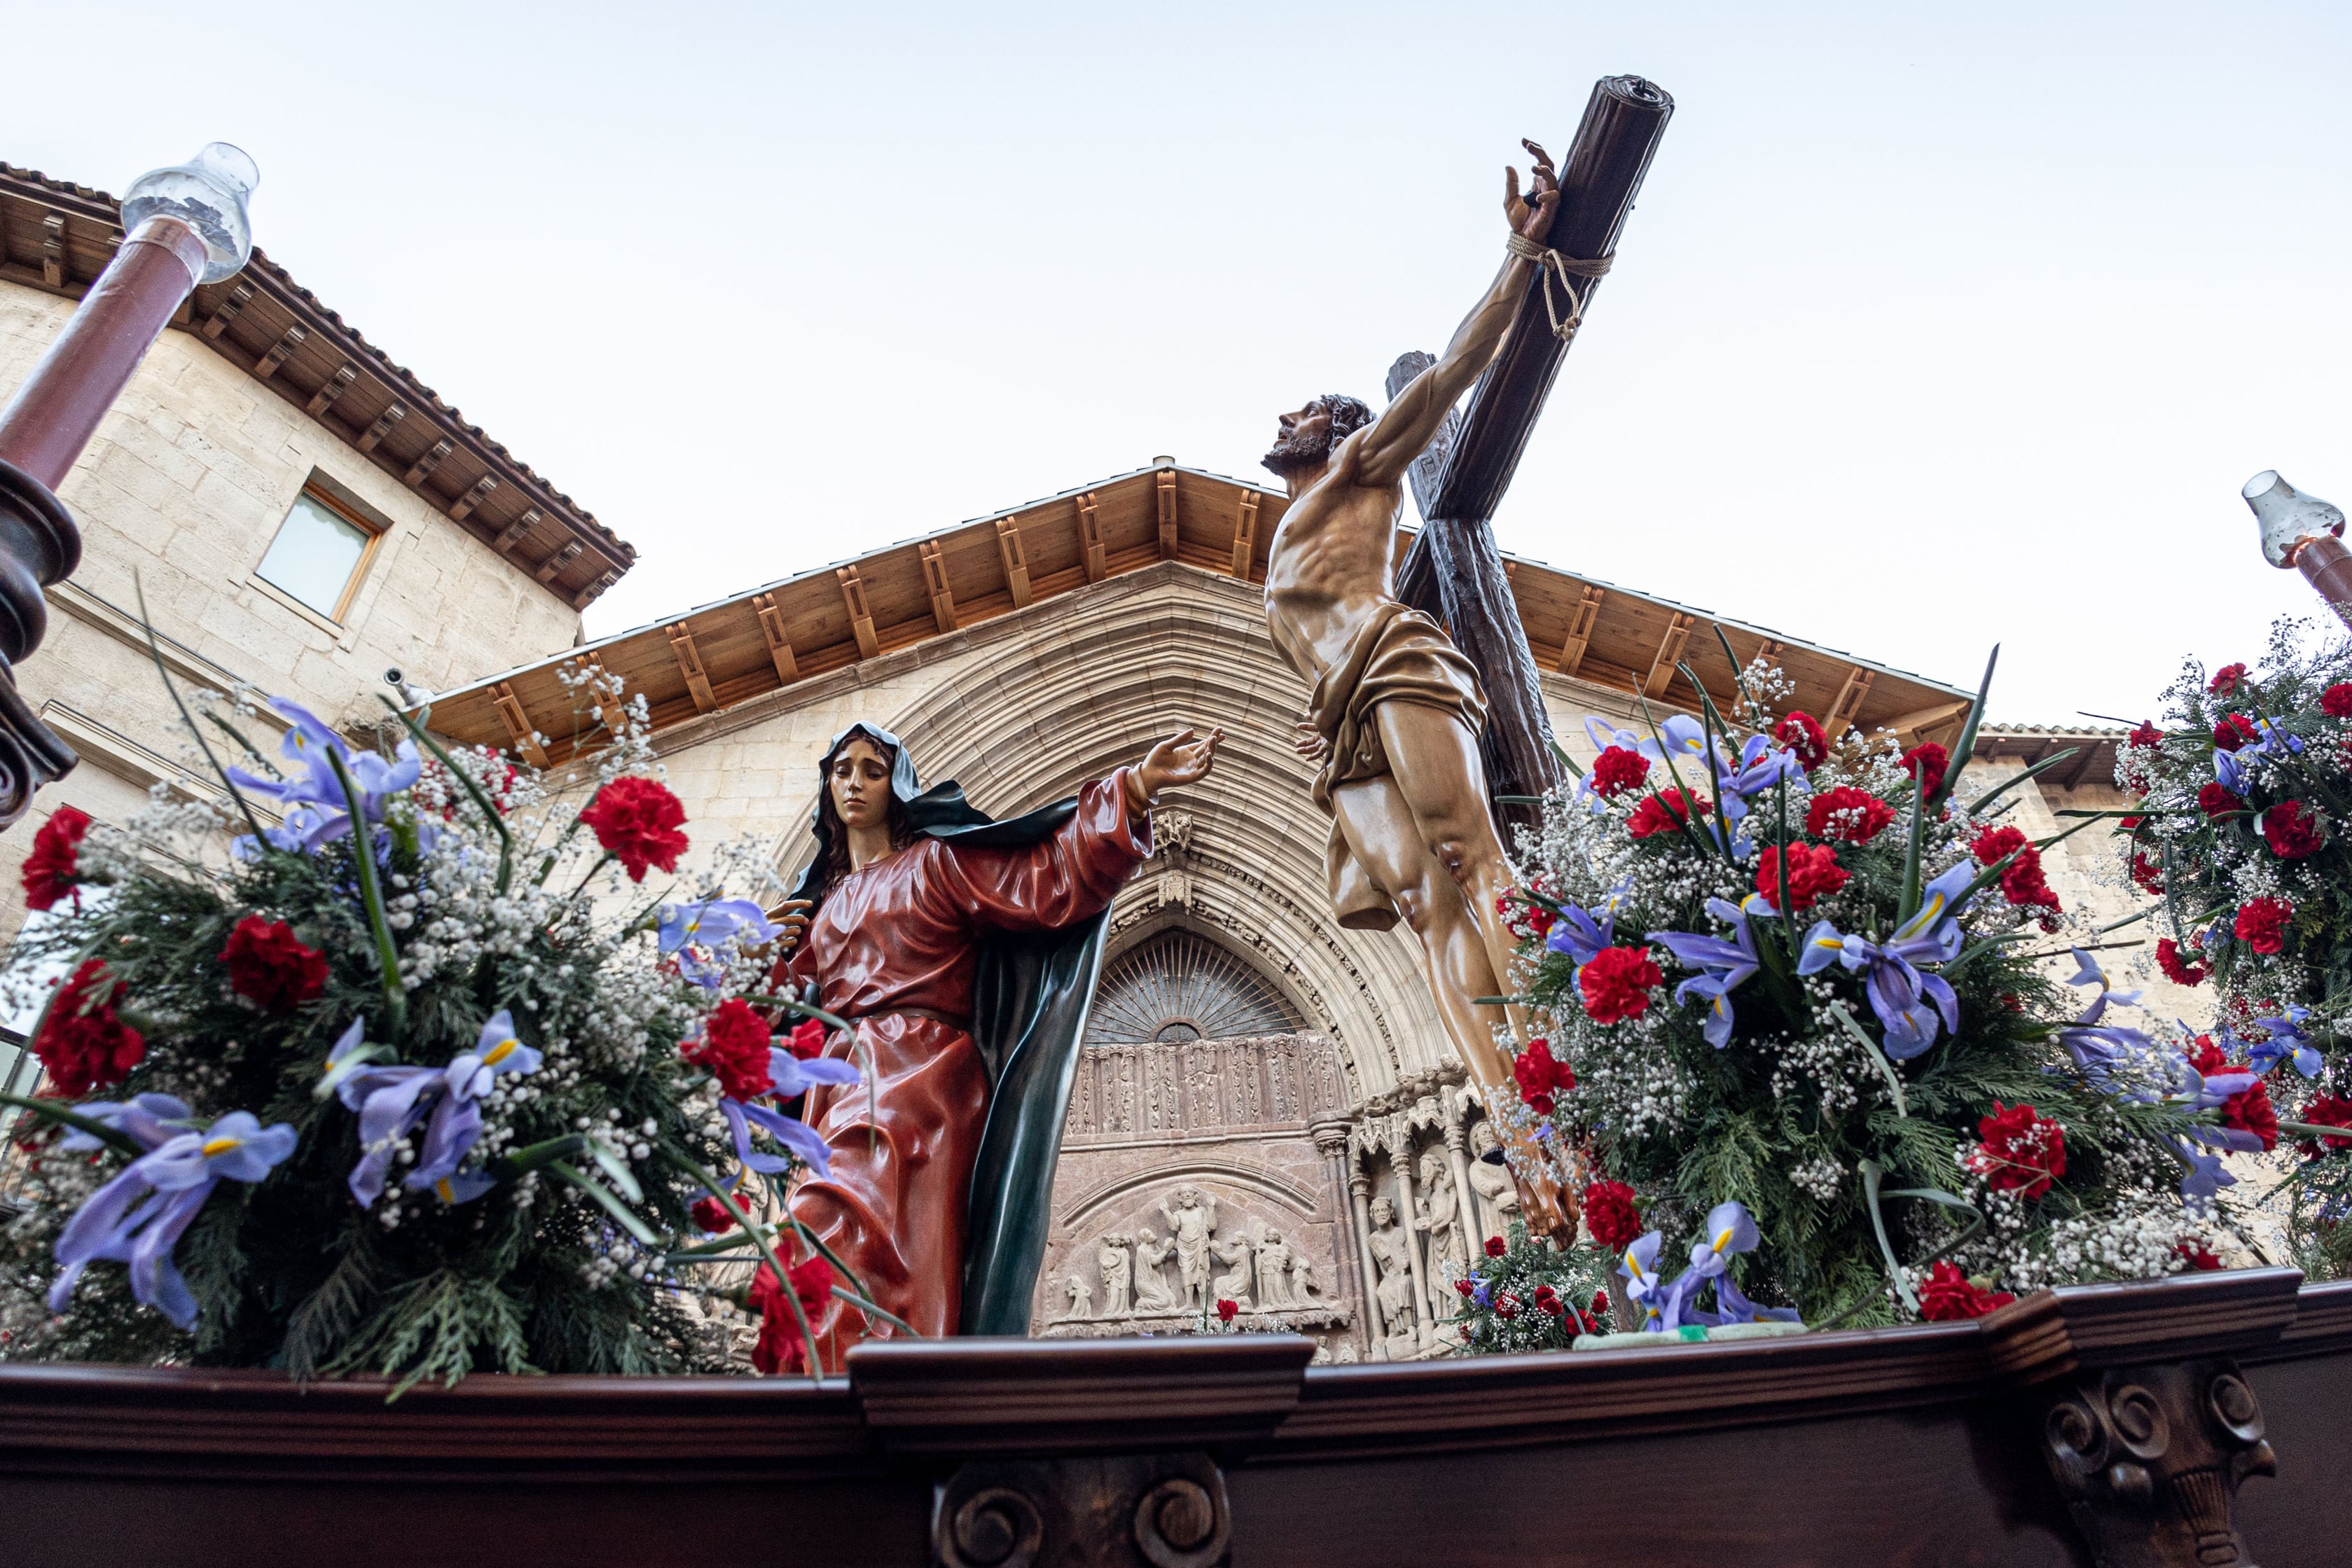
xmin=256 ymin=487 xmax=382 ymax=621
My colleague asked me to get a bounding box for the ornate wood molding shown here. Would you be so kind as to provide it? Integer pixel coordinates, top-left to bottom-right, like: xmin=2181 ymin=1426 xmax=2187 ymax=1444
xmin=936 ymin=1452 xmax=1231 ymax=1568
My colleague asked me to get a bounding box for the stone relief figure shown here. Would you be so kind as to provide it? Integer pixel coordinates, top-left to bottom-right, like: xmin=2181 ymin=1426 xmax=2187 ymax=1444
xmin=1413 ymin=1147 xmax=1469 ymax=1292
xmin=1254 ymin=1229 xmax=1296 ymax=1308
xmin=1290 ymin=1249 xmax=1321 ymax=1303
xmin=1465 ymin=1119 xmax=1519 ymax=1240
xmin=1210 ymin=1235 xmax=1255 ymax=1307
xmin=1097 ymin=1233 xmax=1133 ymax=1318
xmin=1130 ymin=1228 xmax=1180 ymax=1313
xmin=1059 ymin=1272 xmax=1094 ymax=1322
xmin=1366 ymin=1196 xmax=1420 ymax=1354
xmin=1161 ymin=1186 xmax=1219 ymax=1310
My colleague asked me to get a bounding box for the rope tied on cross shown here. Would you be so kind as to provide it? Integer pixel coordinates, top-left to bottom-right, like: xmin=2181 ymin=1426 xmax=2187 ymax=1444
xmin=1504 ymin=230 xmax=1612 ymax=342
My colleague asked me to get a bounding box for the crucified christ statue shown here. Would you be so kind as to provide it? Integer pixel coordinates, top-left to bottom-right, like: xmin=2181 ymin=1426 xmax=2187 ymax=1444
xmin=1262 ymin=140 xmax=1572 ymax=1240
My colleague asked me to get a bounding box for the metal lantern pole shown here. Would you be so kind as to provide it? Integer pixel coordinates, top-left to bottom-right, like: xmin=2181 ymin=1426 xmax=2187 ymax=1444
xmin=0 ymin=144 xmax=257 ymax=827
xmin=2245 ymin=469 xmax=2352 ymax=628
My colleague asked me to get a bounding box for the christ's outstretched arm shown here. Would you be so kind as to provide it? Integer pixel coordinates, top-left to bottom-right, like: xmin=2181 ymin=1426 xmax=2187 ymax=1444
xmin=1352 ymin=141 xmax=1561 ymax=491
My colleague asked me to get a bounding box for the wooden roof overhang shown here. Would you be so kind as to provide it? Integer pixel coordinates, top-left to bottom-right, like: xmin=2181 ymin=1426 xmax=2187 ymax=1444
xmin=0 ymin=162 xmax=634 ymax=611
xmin=1972 ymin=726 xmax=2124 ymax=794
xmin=419 ymin=464 xmax=1973 ymax=769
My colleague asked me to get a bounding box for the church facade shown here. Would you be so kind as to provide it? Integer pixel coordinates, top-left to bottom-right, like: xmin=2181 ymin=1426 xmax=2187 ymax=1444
xmin=0 ymin=157 xmax=2189 ymax=1354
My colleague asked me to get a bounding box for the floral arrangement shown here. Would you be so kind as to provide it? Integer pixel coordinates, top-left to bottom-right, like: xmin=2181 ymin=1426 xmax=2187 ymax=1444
xmin=0 ymin=646 xmax=880 ymax=1389
xmin=1490 ymin=649 xmax=2245 ymax=1328
xmin=2111 ymin=618 xmax=2352 ymax=1275
xmin=1444 ymin=1224 xmax=1617 ymax=1353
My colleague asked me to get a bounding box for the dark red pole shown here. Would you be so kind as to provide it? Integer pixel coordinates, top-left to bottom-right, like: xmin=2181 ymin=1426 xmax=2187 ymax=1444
xmin=2294 ymin=536 xmax=2352 ymax=628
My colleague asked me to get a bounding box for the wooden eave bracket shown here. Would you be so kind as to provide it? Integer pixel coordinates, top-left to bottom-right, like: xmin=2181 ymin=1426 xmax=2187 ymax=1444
xmin=1642 ymin=612 xmax=1694 ymax=698
xmin=1556 ymin=584 xmax=1605 ymax=677
xmin=200 ymin=282 xmax=251 ymax=341
xmin=448 ymin=473 xmax=499 ymax=523
xmin=251 ymin=324 xmax=307 ymax=380
xmin=752 ymin=592 xmax=799 ymax=681
xmin=919 ymin=541 xmax=958 ymax=632
xmin=665 ymin=623 xmax=718 ymax=714
xmin=492 ymin=508 xmax=543 ymax=557
xmin=403 ymin=438 xmax=454 ymax=489
xmin=1156 ymin=469 xmax=1179 ymax=560
xmin=1229 ymin=494 xmax=1259 ymax=579
xmin=39 ymin=212 xmax=65 ymax=288
xmin=838 ymin=567 xmax=880 ymax=659
xmin=490 ymin=681 xmax=551 ymax=769
xmin=572 ymin=570 xmax=619 ymax=611
xmin=534 ymin=540 xmax=583 ymax=585
xmin=995 ymin=519 xmax=1032 ymax=608
xmin=569 ymin=653 xmax=631 ymax=737
xmin=1077 ymin=492 xmax=1106 ymax=583
xmin=357 ymin=403 xmax=406 ymax=453
xmin=1826 ymin=667 xmax=1876 ymax=740
xmin=305 ymin=363 xmax=357 ymax=417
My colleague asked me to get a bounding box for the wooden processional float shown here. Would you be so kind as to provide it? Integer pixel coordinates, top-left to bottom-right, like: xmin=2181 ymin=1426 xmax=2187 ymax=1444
xmin=7 ymin=118 xmax=2352 ymax=1568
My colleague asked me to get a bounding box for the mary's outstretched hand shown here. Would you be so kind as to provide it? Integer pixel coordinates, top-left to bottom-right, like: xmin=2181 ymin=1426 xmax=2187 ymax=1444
xmin=1135 ymin=726 xmax=1223 ymax=802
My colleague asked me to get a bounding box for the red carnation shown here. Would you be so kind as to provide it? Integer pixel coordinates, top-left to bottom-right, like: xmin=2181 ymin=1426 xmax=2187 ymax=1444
xmin=2234 ymin=896 xmax=2293 ymax=955
xmin=579 ymin=776 xmax=690 ymax=882
xmin=1901 ymin=742 xmax=1949 ymax=797
xmin=220 ymin=915 xmax=328 ymax=1013
xmin=1217 ymin=1298 xmax=1239 ymax=1324
xmin=2198 ymin=782 xmax=2245 ymax=818
xmin=2324 ymin=684 xmax=2352 ymax=719
xmin=2175 ymin=1240 xmax=2225 ymax=1271
xmin=784 ymin=1018 xmax=829 ymax=1060
xmin=1969 ymin=1102 xmax=2068 ymax=1200
xmin=691 ymin=1197 xmax=736 ymax=1234
xmin=1806 ymin=786 xmax=1895 ymax=844
xmin=32 ymin=959 xmax=144 ymax=1098
xmin=2154 ymin=938 xmax=2209 ymax=987
xmin=1454 ymin=1277 xmax=1474 ymax=1298
xmin=1773 ymin=711 xmax=1829 ymax=771
xmin=1493 ymin=1293 xmax=1520 ymax=1321
xmin=686 ymin=997 xmax=775 ymax=1099
xmin=2213 ymin=714 xmax=2260 ymax=752
xmin=20 ymin=805 xmax=92 ymax=913
xmin=1918 ymin=1261 xmax=2014 ymax=1321
xmin=1626 ymin=787 xmax=1709 ymax=840
xmin=1578 ymin=945 xmax=1661 ymax=1025
xmin=1497 ymin=894 xmax=1554 ymax=942
xmin=2294 ymin=1094 xmax=2352 ymax=1158
xmin=1970 ymin=824 xmax=2027 ymax=866
xmin=2221 ymin=1078 xmax=2279 ymax=1153
xmin=2130 ymin=852 xmax=2166 ymax=896
xmin=2208 ymin=662 xmax=2250 ymax=695
xmin=1484 ymin=1234 xmax=1507 ymax=1258
xmin=2126 ymin=721 xmax=2163 ymax=749
xmin=2260 ymin=799 xmax=2324 ymax=859
xmin=749 ymin=1254 xmax=837 ymax=1375
xmin=2185 ymin=1034 xmax=2229 ymax=1076
xmin=1581 ymin=1179 xmax=1642 ymax=1252
xmin=1511 ymin=1036 xmax=1574 ymax=1115
xmin=1589 ymin=745 xmax=1650 ymax=798
xmin=1998 ymin=847 xmax=2062 ymax=928
xmin=1755 ymin=842 xmax=1848 ymax=913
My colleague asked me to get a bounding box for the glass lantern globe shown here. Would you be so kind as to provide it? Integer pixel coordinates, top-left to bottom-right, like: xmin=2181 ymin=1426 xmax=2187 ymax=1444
xmin=118 ymin=142 xmax=259 ymax=286
xmin=2243 ymin=471 xmax=2346 ymax=569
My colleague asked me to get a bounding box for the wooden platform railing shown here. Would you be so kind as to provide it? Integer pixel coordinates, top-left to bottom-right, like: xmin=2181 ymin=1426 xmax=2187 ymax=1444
xmin=1 ymin=1268 xmax=2345 ymax=1566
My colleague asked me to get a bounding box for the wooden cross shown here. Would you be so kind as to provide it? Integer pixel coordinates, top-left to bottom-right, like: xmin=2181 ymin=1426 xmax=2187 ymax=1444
xmin=1391 ymin=76 xmax=1674 ymax=821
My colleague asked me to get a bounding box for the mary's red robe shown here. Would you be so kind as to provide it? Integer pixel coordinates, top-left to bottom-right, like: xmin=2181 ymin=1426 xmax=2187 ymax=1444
xmin=783 ymin=770 xmax=1148 ymax=1365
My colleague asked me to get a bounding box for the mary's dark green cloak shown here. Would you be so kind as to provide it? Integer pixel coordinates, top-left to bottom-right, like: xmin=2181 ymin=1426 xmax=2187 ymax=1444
xmin=786 ymin=723 xmax=1109 ymax=1336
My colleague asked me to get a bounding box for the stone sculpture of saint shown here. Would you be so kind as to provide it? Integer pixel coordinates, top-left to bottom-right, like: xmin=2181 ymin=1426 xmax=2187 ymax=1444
xmin=1290 ymin=1249 xmax=1320 ymax=1303
xmin=1161 ymin=1186 xmax=1218 ymax=1310
xmin=1210 ymin=1235 xmax=1255 ymax=1308
xmin=1366 ymin=1196 xmax=1419 ymax=1353
xmin=1259 ymin=144 xmax=1574 ymax=1238
xmin=1413 ymin=1147 xmax=1468 ymax=1291
xmin=1254 ymin=1229 xmax=1295 ymax=1308
xmin=1097 ymin=1233 xmax=1133 ymax=1318
xmin=767 ymin=721 xmax=1221 ymax=1364
xmin=1130 ymin=1228 xmax=1180 ymax=1313
xmin=1060 ymin=1272 xmax=1093 ymax=1322
xmin=1465 ymin=1119 xmax=1519 ymax=1241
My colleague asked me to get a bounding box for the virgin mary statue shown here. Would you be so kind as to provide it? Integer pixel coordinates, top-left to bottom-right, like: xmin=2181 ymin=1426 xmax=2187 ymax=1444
xmin=769 ymin=721 xmax=1219 ymax=1363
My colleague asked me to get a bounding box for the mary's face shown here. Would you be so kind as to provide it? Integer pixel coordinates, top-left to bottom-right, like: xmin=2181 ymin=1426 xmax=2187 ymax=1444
xmin=829 ymin=737 xmax=894 ymax=831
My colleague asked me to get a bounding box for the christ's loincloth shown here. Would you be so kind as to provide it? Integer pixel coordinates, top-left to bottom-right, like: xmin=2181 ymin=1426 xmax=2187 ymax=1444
xmin=1303 ymin=600 xmax=1490 ymax=929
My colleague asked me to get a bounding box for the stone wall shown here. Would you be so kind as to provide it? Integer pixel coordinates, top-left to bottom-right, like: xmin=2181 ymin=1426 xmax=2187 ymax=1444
xmin=0 ymin=279 xmax=583 ymax=937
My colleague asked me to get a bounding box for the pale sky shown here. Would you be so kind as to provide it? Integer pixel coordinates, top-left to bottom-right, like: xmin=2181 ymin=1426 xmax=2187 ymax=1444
xmin=8 ymin=2 xmax=2349 ymax=722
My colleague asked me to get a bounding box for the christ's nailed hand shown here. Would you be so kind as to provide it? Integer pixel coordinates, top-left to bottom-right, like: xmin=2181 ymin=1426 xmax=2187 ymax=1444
xmin=1506 ymin=138 xmax=1560 ymax=242
xmin=1136 ymin=727 xmax=1223 ymax=800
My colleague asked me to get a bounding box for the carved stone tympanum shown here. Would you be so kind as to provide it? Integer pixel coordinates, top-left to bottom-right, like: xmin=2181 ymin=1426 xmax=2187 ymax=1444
xmin=2038 ymin=1357 xmax=2277 ymax=1568
xmin=935 ymin=1452 xmax=1231 ymax=1568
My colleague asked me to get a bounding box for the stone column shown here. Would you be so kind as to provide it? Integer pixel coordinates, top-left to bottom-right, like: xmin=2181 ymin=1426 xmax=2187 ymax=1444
xmin=1443 ymin=1116 xmax=1486 ymax=1253
xmin=1346 ymin=1173 xmax=1384 ymax=1361
xmin=1392 ymin=1148 xmax=1433 ymax=1347
xmin=1311 ymin=1117 xmax=1367 ymax=1358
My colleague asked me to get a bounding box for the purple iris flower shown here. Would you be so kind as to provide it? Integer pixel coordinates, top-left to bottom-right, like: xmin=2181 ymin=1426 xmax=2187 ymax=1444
xmin=720 ymin=1044 xmax=860 ymax=1182
xmin=1544 ymin=886 xmax=1628 ymax=977
xmin=2058 ymin=1020 xmax=2156 ymax=1081
xmin=49 ymin=1099 xmax=296 ymax=1328
xmin=659 ymin=899 xmax=785 ymax=990
xmin=2175 ymin=1143 xmax=2238 ymax=1204
xmin=1649 ymin=898 xmax=1760 ymax=1049
xmin=1617 ymin=1231 xmax=1695 ymax=1332
xmin=227 ymin=694 xmax=421 ymax=854
xmin=2064 ymin=950 xmax=2140 ymax=1024
xmin=1683 ymin=1200 xmax=1803 ymax=1325
xmin=1640 ymin=714 xmax=1709 ymax=769
xmin=1797 ymin=861 xmax=1974 ymax=1060
xmin=1710 ymin=735 xmax=1808 ymax=828
xmin=2246 ymin=1006 xmax=2323 ymax=1078
xmin=2213 ymin=746 xmax=2250 ymax=796
xmin=336 ymin=1011 xmax=541 ymax=1206
xmin=2248 ymin=718 xmax=2304 ymax=761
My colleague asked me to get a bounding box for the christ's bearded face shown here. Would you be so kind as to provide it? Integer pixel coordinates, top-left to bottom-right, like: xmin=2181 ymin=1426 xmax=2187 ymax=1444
xmin=1262 ymin=401 xmax=1334 ymax=479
